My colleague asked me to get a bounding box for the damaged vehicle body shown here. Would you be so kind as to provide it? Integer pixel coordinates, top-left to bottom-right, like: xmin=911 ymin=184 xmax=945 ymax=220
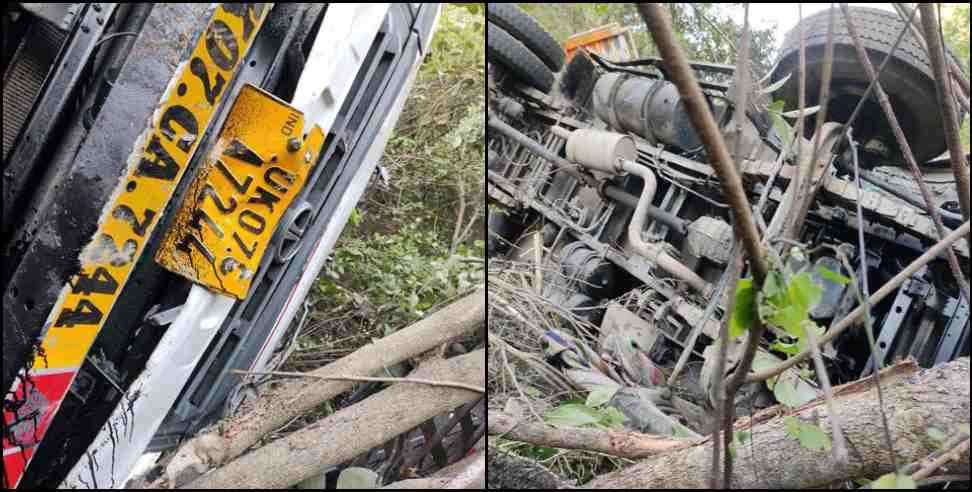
xmin=487 ymin=5 xmax=970 ymax=438
xmin=2 ymin=3 xmax=471 ymax=489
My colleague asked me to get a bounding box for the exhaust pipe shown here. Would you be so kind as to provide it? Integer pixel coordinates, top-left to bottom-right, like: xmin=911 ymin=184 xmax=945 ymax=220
xmin=562 ymin=128 xmax=709 ymax=294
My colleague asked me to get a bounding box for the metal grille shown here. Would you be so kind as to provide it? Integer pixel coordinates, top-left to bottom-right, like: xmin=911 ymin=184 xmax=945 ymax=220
xmin=2 ymin=19 xmax=65 ymax=161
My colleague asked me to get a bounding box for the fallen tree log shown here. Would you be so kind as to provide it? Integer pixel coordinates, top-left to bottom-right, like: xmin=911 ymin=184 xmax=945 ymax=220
xmin=488 ymin=413 xmax=695 ymax=459
xmin=184 ymin=349 xmax=485 ymax=489
xmin=584 ymin=358 xmax=971 ymax=489
xmin=486 ymin=445 xmax=573 ymax=489
xmin=161 ymin=290 xmax=485 ymax=485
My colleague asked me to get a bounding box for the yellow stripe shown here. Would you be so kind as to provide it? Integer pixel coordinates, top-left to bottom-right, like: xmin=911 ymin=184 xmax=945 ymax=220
xmin=36 ymin=4 xmax=272 ymax=370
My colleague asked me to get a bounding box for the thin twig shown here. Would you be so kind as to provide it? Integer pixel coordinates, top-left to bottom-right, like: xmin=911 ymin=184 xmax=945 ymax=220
xmin=229 ymin=369 xmax=485 ymax=394
xmin=910 ymin=438 xmax=971 ymax=482
xmin=782 ymin=4 xmax=837 ymax=241
xmin=636 ymin=13 xmax=769 ymax=483
xmin=637 ymin=3 xmax=767 ymax=284
xmin=746 ymin=220 xmax=970 ymax=383
xmin=839 ymin=3 xmax=971 ymax=305
xmin=919 ymin=3 xmax=972 ymax=247
xmin=717 ymin=6 xmax=753 ymax=485
xmin=847 ymin=133 xmax=896 ymax=470
xmin=709 ymin=244 xmax=744 ymax=489
xmin=803 ymin=312 xmax=847 ymax=466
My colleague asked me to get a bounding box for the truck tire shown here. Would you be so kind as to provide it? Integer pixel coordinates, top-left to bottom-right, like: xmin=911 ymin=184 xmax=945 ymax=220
xmin=487 ymin=21 xmax=554 ymax=93
xmin=487 ymin=4 xmax=564 ymax=72
xmin=770 ymin=6 xmax=965 ymax=165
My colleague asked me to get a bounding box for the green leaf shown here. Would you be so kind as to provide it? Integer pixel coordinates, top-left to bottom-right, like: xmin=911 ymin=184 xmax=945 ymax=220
xmin=770 ymin=340 xmax=801 ymax=356
xmin=544 ymin=404 xmax=602 ymax=429
xmin=672 ymin=425 xmax=693 ymax=439
xmin=788 ymin=273 xmax=823 ymax=314
xmin=770 ymin=110 xmax=794 ymax=149
xmin=774 ymin=374 xmax=818 ymax=408
xmin=751 ymin=351 xmax=782 ymax=389
xmin=927 ymin=427 xmax=947 ymax=442
xmin=599 ymin=407 xmax=628 ymax=428
xmin=731 ymin=278 xmax=756 ymax=339
xmin=816 ymin=265 xmax=851 ymax=286
xmin=586 ymin=386 xmax=618 ymax=408
xmin=773 ymin=304 xmax=806 ymax=337
xmin=761 ymin=271 xmax=786 ymax=303
xmin=783 ymin=416 xmax=831 ymax=451
xmin=871 ymin=473 xmax=917 ymax=489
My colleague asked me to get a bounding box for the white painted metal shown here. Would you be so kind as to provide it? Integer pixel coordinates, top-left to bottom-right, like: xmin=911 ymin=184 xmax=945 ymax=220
xmin=60 ymin=288 xmax=234 ymax=489
xmin=58 ymin=3 xmax=423 ymax=487
xmin=291 ymin=3 xmax=393 ymax=134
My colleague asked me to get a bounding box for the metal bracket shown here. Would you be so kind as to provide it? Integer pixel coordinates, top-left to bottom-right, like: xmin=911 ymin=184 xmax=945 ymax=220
xmin=934 ymin=296 xmax=970 ymax=365
xmin=862 ymin=266 xmax=929 ymax=376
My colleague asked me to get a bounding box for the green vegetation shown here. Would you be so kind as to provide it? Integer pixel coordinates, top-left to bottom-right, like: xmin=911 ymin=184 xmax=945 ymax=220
xmin=942 ymin=3 xmax=970 ymax=150
xmin=518 ymin=3 xmax=778 ymax=77
xmin=303 ymin=4 xmax=484 ymax=350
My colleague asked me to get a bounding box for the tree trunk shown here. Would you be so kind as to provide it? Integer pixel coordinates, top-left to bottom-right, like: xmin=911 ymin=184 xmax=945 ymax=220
xmin=185 ymin=349 xmax=485 ymax=489
xmin=162 ymin=290 xmax=484 ymax=484
xmin=585 ymin=358 xmax=971 ymax=489
xmin=489 ymin=413 xmax=694 ymax=459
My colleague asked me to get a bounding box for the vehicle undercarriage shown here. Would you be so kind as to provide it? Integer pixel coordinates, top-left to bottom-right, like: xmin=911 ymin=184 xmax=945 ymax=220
xmin=486 ymin=4 xmax=971 ymax=463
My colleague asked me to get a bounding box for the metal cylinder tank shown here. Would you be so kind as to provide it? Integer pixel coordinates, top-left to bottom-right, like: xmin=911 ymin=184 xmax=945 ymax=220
xmin=592 ymin=72 xmax=703 ymax=152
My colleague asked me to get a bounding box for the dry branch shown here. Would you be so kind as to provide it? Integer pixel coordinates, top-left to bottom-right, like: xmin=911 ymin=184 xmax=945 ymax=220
xmin=585 ymin=358 xmax=971 ymax=489
xmin=839 ymin=4 xmax=971 ymax=305
xmin=229 ymin=369 xmax=485 ymax=394
xmin=161 ymin=290 xmax=485 ymax=485
xmin=184 ymin=349 xmax=486 ymax=489
xmin=637 ymin=3 xmax=766 ymax=283
xmin=488 ymin=412 xmax=694 ymax=459
xmin=918 ymin=3 xmax=972 ymax=244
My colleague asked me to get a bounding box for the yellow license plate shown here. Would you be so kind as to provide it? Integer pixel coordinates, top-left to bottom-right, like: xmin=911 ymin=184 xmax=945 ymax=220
xmin=156 ymin=83 xmax=325 ymax=298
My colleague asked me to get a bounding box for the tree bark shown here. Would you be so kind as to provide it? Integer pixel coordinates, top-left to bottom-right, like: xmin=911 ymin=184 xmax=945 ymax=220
xmin=488 ymin=413 xmax=694 ymax=459
xmin=162 ymin=290 xmax=484 ymax=483
xmin=584 ymin=358 xmax=971 ymax=489
xmin=185 ymin=349 xmax=486 ymax=489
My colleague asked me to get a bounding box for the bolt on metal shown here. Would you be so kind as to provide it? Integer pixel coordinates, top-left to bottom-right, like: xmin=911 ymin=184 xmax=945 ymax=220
xmin=287 ymin=137 xmax=301 ymax=152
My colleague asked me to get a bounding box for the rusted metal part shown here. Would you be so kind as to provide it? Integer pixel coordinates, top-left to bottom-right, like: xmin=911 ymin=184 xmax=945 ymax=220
xmin=917 ymin=3 xmax=972 ymax=246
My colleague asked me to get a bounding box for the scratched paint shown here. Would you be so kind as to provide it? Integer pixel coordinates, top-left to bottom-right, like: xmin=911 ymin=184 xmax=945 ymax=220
xmin=155 ymin=84 xmax=325 ymax=299
xmin=2 ymin=4 xmax=272 ymax=488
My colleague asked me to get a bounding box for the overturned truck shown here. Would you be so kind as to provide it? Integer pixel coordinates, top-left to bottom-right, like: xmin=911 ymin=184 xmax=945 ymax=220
xmin=486 ymin=3 xmax=971 ymax=461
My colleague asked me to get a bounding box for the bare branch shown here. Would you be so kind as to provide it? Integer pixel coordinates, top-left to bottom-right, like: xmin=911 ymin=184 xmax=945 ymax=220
xmin=488 ymin=412 xmax=695 ymax=459
xmin=747 ymin=221 xmax=970 ymax=383
xmin=782 ymin=4 xmax=837 ymax=241
xmin=637 ymin=3 xmax=767 ymax=284
xmin=838 ymin=3 xmax=971 ymax=305
xmin=918 ymin=3 xmax=972 ymax=247
xmin=228 ymin=369 xmax=486 ymax=394
xmin=910 ymin=438 xmax=971 ymax=482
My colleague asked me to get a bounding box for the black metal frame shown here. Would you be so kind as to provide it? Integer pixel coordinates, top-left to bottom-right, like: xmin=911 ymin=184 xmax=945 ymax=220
xmin=148 ymin=3 xmax=438 ymax=451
